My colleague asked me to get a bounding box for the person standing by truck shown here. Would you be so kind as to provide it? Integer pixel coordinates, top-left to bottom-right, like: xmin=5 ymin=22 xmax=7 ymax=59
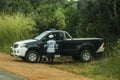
xmin=46 ymin=34 xmax=56 ymax=64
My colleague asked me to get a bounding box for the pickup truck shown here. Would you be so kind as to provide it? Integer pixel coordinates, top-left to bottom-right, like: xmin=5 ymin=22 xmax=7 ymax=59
xmin=11 ymin=30 xmax=104 ymax=62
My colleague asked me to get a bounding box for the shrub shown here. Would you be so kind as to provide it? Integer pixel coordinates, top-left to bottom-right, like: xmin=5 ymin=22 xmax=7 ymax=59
xmin=0 ymin=13 xmax=35 ymax=53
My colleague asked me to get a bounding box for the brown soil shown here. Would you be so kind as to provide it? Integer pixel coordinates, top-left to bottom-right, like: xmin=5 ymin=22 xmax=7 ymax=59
xmin=0 ymin=53 xmax=92 ymax=80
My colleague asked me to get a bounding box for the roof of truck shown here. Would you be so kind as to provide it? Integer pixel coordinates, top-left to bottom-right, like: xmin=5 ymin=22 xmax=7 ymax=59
xmin=47 ymin=30 xmax=65 ymax=33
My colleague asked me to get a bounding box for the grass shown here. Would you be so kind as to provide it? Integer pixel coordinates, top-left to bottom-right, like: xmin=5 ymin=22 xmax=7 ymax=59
xmin=50 ymin=56 xmax=120 ymax=80
xmin=0 ymin=13 xmax=35 ymax=53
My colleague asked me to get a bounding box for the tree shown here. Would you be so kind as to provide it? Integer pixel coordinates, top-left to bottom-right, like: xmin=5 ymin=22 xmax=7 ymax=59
xmin=0 ymin=0 xmax=33 ymax=14
xmin=33 ymin=0 xmax=66 ymax=33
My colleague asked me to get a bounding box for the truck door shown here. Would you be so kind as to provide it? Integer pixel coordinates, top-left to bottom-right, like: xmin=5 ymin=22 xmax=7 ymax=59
xmin=62 ymin=32 xmax=77 ymax=56
xmin=41 ymin=32 xmax=63 ymax=55
xmin=51 ymin=32 xmax=63 ymax=55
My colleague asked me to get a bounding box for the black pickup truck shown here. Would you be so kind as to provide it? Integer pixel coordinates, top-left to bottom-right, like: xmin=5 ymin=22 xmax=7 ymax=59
xmin=11 ymin=30 xmax=104 ymax=62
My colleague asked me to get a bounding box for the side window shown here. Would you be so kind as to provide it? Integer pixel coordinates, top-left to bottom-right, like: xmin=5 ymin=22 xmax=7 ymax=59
xmin=53 ymin=32 xmax=62 ymax=40
xmin=64 ymin=32 xmax=72 ymax=40
xmin=46 ymin=32 xmax=63 ymax=41
xmin=45 ymin=33 xmax=53 ymax=40
xmin=42 ymin=34 xmax=53 ymax=42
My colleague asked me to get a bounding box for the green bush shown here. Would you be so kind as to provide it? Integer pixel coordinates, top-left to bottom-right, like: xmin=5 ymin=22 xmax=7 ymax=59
xmin=0 ymin=13 xmax=35 ymax=53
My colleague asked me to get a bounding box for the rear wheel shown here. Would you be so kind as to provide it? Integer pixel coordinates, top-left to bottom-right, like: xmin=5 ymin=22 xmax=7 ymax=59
xmin=25 ymin=50 xmax=40 ymax=63
xmin=80 ymin=48 xmax=92 ymax=62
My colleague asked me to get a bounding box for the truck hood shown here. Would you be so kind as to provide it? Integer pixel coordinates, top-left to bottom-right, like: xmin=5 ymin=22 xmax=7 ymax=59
xmin=14 ymin=39 xmax=37 ymax=44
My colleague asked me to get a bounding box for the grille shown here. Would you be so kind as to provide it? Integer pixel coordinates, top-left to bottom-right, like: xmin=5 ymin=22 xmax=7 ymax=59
xmin=14 ymin=44 xmax=18 ymax=48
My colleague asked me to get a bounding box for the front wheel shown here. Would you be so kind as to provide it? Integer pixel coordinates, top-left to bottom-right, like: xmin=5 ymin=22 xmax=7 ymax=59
xmin=80 ymin=49 xmax=92 ymax=62
xmin=25 ymin=50 xmax=40 ymax=63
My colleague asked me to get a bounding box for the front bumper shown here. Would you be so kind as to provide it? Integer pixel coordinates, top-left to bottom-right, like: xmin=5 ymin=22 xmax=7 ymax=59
xmin=10 ymin=47 xmax=28 ymax=57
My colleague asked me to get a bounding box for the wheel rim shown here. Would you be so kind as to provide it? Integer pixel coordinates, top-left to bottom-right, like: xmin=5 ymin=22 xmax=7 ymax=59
xmin=28 ymin=53 xmax=37 ymax=62
xmin=82 ymin=50 xmax=91 ymax=61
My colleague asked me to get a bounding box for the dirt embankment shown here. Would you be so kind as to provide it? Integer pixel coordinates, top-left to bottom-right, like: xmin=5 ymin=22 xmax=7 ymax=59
xmin=0 ymin=53 xmax=92 ymax=80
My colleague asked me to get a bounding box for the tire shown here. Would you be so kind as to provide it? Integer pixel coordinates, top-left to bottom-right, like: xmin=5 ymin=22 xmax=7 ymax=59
xmin=80 ymin=48 xmax=92 ymax=62
xmin=25 ymin=50 xmax=40 ymax=63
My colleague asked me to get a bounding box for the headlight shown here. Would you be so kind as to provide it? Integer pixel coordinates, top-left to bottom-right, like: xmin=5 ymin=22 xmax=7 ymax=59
xmin=19 ymin=44 xmax=26 ymax=48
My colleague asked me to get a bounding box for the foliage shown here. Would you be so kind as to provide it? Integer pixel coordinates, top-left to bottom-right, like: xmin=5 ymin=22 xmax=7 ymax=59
xmin=77 ymin=0 xmax=120 ymax=40
xmin=0 ymin=0 xmax=119 ymax=43
xmin=0 ymin=13 xmax=35 ymax=52
xmin=33 ymin=0 xmax=66 ymax=33
xmin=0 ymin=0 xmax=33 ymax=14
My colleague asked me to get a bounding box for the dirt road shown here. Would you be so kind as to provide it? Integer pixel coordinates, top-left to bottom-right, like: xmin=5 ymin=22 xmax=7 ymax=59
xmin=0 ymin=53 xmax=92 ymax=80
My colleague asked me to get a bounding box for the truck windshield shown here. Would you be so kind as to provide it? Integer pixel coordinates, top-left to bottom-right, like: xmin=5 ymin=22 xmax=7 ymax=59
xmin=34 ymin=31 xmax=50 ymax=40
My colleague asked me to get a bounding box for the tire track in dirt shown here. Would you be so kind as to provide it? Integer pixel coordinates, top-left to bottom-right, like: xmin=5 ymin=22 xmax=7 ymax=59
xmin=0 ymin=53 xmax=92 ymax=80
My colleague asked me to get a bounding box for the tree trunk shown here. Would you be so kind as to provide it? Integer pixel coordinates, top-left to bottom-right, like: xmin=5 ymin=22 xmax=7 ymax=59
xmin=105 ymin=0 xmax=113 ymax=20
xmin=113 ymin=1 xmax=119 ymax=30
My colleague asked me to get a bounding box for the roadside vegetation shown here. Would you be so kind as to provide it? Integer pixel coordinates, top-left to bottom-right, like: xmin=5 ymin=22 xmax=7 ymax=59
xmin=51 ymin=56 xmax=120 ymax=80
xmin=0 ymin=0 xmax=120 ymax=80
xmin=0 ymin=13 xmax=35 ymax=53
